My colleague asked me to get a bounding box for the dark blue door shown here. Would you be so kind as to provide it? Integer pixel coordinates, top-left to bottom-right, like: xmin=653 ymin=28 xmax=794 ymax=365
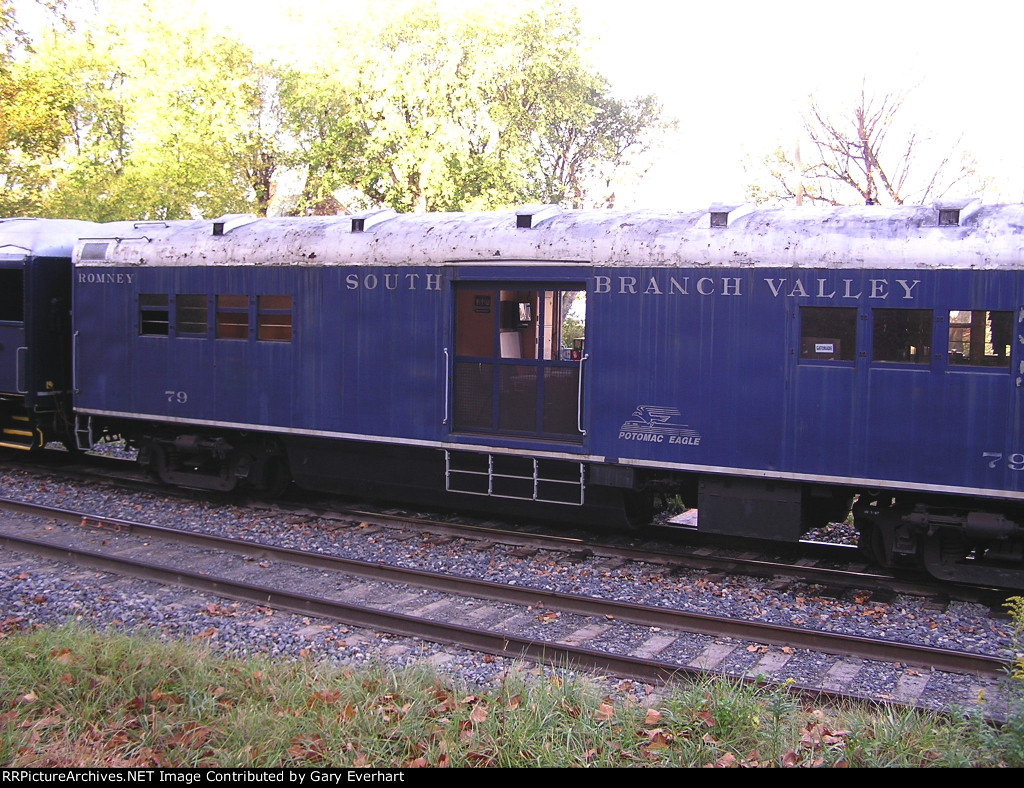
xmin=0 ymin=263 xmax=26 ymax=396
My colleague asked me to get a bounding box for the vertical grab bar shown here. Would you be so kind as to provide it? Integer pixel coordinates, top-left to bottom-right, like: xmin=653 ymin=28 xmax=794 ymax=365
xmin=72 ymin=331 xmax=79 ymax=394
xmin=442 ymin=347 xmax=450 ymax=425
xmin=576 ymin=353 xmax=589 ymax=435
xmin=16 ymin=346 xmax=27 ymax=394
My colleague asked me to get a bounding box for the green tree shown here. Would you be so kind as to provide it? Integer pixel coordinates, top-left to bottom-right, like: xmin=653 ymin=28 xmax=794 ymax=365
xmin=2 ymin=0 xmax=286 ymax=220
xmin=280 ymin=0 xmax=667 ymax=214
xmin=0 ymin=0 xmax=74 ymax=215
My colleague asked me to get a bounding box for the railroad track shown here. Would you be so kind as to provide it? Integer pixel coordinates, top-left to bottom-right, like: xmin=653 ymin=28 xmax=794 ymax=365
xmin=0 ymin=496 xmax=1014 ymax=721
xmin=7 ymin=450 xmax=1000 ymax=604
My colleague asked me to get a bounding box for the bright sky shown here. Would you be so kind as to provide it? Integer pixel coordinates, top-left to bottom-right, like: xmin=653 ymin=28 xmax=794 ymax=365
xmin=33 ymin=0 xmax=1024 ymax=209
xmin=574 ymin=0 xmax=1024 ymax=209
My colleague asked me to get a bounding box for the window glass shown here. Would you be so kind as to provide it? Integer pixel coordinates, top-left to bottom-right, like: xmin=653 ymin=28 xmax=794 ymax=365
xmin=176 ymin=294 xmax=208 ymax=336
xmin=257 ymin=295 xmax=292 ymax=341
xmin=800 ymin=307 xmax=856 ymax=361
xmin=139 ymin=293 xmax=169 ymax=336
xmin=452 ymin=283 xmax=586 ymax=442
xmin=455 ymin=289 xmax=494 ymax=357
xmin=948 ymin=310 xmax=1012 ymax=368
xmin=499 ymin=290 xmax=537 ymax=359
xmin=0 ymin=269 xmax=24 ymax=322
xmin=216 ymin=294 xmax=248 ymax=339
xmin=872 ymin=309 xmax=932 ymax=364
xmin=542 ymin=290 xmax=586 ymax=361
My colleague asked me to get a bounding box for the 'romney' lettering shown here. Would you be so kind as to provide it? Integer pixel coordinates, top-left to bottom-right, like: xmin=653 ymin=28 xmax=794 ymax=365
xmin=78 ymin=272 xmax=134 ymax=284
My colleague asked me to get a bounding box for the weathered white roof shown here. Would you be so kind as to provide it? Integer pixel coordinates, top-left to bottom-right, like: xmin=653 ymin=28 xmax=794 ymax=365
xmin=0 ymin=217 xmax=100 ymax=259
xmin=73 ymin=203 xmax=1024 ymax=271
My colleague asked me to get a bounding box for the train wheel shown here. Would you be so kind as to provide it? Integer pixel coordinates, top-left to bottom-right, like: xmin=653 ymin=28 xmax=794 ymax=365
xmin=622 ymin=489 xmax=654 ymax=530
xmin=255 ymin=456 xmax=291 ymax=497
xmin=856 ymin=521 xmax=890 ymax=567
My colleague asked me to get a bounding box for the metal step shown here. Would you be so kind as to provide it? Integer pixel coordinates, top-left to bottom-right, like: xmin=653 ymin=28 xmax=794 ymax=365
xmin=445 ymin=450 xmax=585 ymax=505
xmin=0 ymin=405 xmax=41 ymax=450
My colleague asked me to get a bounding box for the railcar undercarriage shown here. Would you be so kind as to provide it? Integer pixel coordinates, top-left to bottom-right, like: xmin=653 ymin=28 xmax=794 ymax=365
xmin=125 ymin=427 xmax=290 ymax=496
xmin=853 ymin=493 xmax=1024 ymax=589
xmin=76 ymin=414 xmax=1024 ymax=590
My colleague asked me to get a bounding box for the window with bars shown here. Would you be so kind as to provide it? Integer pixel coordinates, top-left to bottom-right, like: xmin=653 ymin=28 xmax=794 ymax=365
xmin=216 ymin=294 xmax=249 ymax=339
xmin=139 ymin=294 xmax=169 ymax=336
xmin=176 ymin=294 xmax=208 ymax=336
xmin=257 ymin=295 xmax=292 ymax=342
xmin=138 ymin=293 xmax=292 ymax=341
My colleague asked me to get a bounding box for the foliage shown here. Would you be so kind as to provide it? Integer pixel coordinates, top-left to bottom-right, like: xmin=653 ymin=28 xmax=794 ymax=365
xmin=276 ymin=0 xmax=668 ymax=214
xmin=0 ymin=0 xmax=665 ymax=219
xmin=2 ymin=623 xmax=1022 ymax=767
xmin=747 ymin=84 xmax=990 ymax=207
xmin=1008 ymin=596 xmax=1024 ymax=681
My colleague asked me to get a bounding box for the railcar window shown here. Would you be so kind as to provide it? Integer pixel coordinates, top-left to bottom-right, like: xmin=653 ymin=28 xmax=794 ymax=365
xmin=139 ymin=294 xmax=169 ymax=336
xmin=948 ymin=310 xmax=1012 ymax=367
xmin=872 ymin=309 xmax=932 ymax=364
xmin=0 ymin=269 xmax=24 ymax=322
xmin=216 ymin=294 xmax=249 ymax=339
xmin=452 ymin=282 xmax=586 ymax=441
xmin=541 ymin=290 xmax=586 ymax=361
xmin=257 ymin=295 xmax=292 ymax=342
xmin=176 ymin=294 xmax=208 ymax=336
xmin=799 ymin=307 xmax=856 ymax=361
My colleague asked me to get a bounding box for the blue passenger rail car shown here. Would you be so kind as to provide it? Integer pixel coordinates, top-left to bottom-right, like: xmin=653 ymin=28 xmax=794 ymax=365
xmin=70 ymin=202 xmax=1024 ymax=587
xmin=0 ymin=218 xmax=100 ymax=451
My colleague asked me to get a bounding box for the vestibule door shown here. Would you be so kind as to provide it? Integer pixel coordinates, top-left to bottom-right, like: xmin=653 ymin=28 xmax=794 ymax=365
xmin=451 ymin=284 xmax=587 ymax=442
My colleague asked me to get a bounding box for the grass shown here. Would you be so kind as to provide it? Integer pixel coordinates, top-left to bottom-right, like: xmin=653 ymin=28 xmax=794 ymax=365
xmin=2 ymin=622 xmax=1023 ymax=768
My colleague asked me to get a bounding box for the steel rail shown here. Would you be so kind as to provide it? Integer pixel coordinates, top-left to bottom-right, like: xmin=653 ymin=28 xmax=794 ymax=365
xmin=0 ymin=527 xmax=699 ymax=687
xmin=0 ymin=497 xmax=1009 ymax=678
xmin=3 ymin=456 xmax=956 ymax=597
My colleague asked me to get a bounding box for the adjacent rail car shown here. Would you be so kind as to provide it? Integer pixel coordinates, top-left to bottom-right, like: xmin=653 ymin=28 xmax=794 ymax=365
xmin=0 ymin=218 xmax=102 ymax=451
xmin=68 ymin=202 xmax=1024 ymax=588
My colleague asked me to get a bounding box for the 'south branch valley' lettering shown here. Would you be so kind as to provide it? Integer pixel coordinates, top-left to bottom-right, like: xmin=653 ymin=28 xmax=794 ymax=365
xmin=594 ymin=275 xmax=921 ymax=300
xmin=346 ymin=273 xmax=442 ymax=291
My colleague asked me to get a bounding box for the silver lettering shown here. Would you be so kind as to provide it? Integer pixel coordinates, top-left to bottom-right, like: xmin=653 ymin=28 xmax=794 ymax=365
xmin=77 ymin=272 xmax=134 ymax=284
xmin=644 ymin=277 xmax=663 ymax=295
xmin=765 ymin=279 xmax=786 ymax=297
xmin=897 ymin=279 xmax=920 ymax=299
xmin=720 ymin=277 xmax=742 ymax=296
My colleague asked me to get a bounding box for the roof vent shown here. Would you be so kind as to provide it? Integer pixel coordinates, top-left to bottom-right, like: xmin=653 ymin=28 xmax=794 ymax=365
xmin=705 ymin=202 xmax=753 ymax=228
xmin=212 ymin=214 xmax=257 ymax=236
xmin=515 ymin=204 xmax=561 ymax=229
xmin=79 ymin=242 xmax=112 ymax=261
xmin=935 ymin=198 xmax=981 ymax=227
xmin=350 ymin=209 xmax=396 ymax=233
